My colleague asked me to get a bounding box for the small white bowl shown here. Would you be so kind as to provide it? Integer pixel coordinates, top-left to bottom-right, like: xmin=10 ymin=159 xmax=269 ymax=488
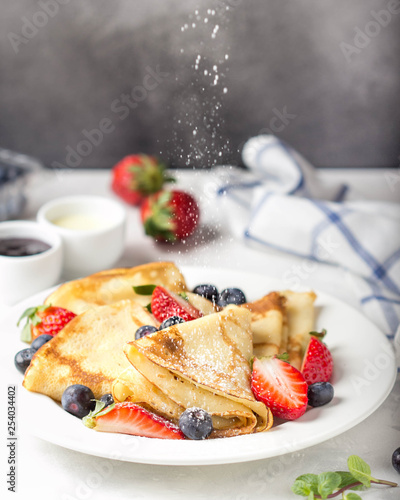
xmin=0 ymin=221 xmax=63 ymax=305
xmin=37 ymin=195 xmax=127 ymax=279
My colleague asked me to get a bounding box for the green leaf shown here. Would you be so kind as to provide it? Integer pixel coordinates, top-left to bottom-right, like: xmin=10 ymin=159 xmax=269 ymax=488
xmin=343 ymin=493 xmax=362 ymax=500
xmin=17 ymin=306 xmax=38 ymax=326
xmin=296 ymin=474 xmax=319 ymax=494
xmin=317 ymin=472 xmax=341 ymax=499
xmin=291 ymin=480 xmax=313 ymax=497
xmin=347 ymin=455 xmax=373 ymax=488
xmin=336 ymin=471 xmax=360 ymax=490
xmin=179 ymin=292 xmax=189 ymax=301
xmin=309 ymin=328 xmax=327 ymax=339
xmin=133 ymin=284 xmax=156 ymax=295
xmin=82 ymin=401 xmax=115 ymax=429
xmin=20 ymin=322 xmax=32 ymax=343
xmin=157 ymin=190 xmax=172 ymax=207
xmin=145 ymin=303 xmax=152 ymax=313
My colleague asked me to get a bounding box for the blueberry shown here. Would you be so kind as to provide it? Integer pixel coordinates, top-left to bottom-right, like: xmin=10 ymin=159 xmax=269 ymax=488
xmin=392 ymin=447 xmax=400 ymax=474
xmin=307 ymin=382 xmax=334 ymax=407
xmin=31 ymin=334 xmax=53 ymax=351
xmin=179 ymin=407 xmax=213 ymax=440
xmin=135 ymin=324 xmax=158 ymax=340
xmin=100 ymin=393 xmax=114 ymax=408
xmin=159 ymin=316 xmax=185 ymax=330
xmin=61 ymin=384 xmax=95 ymax=418
xmin=14 ymin=348 xmax=35 ymax=374
xmin=192 ymin=284 xmax=219 ymax=303
xmin=218 ymin=287 xmax=247 ymax=307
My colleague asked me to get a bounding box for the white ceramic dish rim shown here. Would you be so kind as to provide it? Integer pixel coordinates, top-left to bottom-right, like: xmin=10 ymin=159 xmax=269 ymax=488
xmin=5 ymin=266 xmax=397 ymax=466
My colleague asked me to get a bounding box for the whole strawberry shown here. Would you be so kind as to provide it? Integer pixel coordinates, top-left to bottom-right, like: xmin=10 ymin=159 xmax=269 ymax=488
xmin=18 ymin=305 xmax=77 ymax=343
xmin=111 ymin=154 xmax=174 ymax=206
xmin=301 ymin=330 xmax=333 ymax=385
xmin=141 ymin=189 xmax=200 ymax=242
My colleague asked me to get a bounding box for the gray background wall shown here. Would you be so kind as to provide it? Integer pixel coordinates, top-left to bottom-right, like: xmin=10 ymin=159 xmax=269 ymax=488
xmin=0 ymin=0 xmax=399 ymax=169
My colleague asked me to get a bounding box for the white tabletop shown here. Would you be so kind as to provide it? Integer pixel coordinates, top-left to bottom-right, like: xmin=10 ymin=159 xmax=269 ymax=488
xmin=2 ymin=167 xmax=399 ymax=500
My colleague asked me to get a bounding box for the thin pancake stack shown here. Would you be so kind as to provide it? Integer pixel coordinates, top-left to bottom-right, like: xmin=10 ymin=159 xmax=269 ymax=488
xmin=113 ymin=305 xmax=273 ymax=438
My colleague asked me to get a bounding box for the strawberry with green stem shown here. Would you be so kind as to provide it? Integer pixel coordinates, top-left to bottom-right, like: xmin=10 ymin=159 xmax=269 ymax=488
xmin=83 ymin=401 xmax=185 ymax=440
xmin=301 ymin=329 xmax=333 ymax=385
xmin=141 ymin=189 xmax=200 ymax=242
xmin=18 ymin=304 xmax=77 ymax=342
xmin=111 ymin=154 xmax=175 ymax=206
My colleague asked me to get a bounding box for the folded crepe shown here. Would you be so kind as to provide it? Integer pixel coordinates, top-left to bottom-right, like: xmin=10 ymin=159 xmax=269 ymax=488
xmin=242 ymin=292 xmax=287 ymax=357
xmin=44 ymin=261 xmax=187 ymax=315
xmin=281 ymin=290 xmax=317 ymax=369
xmin=113 ymin=305 xmax=273 ymax=438
xmin=23 ymin=300 xmax=157 ymax=401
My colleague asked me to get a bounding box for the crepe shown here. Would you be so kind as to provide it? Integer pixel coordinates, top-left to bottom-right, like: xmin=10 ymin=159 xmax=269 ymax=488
xmin=44 ymin=261 xmax=187 ymax=315
xmin=281 ymin=290 xmax=317 ymax=369
xmin=113 ymin=305 xmax=272 ymax=438
xmin=242 ymin=292 xmax=286 ymax=357
xmin=23 ymin=300 xmax=157 ymax=401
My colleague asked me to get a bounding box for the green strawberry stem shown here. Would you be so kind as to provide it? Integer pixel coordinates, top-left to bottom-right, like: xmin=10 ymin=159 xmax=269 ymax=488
xmin=309 ymin=329 xmax=327 ymax=340
xmin=17 ymin=304 xmax=50 ymax=343
xmin=143 ymin=191 xmax=177 ymax=241
xmin=83 ymin=400 xmax=115 ymax=429
xmin=131 ymin=156 xmax=175 ymax=195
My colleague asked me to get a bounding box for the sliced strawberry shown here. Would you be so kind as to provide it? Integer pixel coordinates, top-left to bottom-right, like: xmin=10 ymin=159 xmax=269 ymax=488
xmin=251 ymin=356 xmax=308 ymax=420
xmin=301 ymin=332 xmax=333 ymax=385
xmin=17 ymin=305 xmax=77 ymax=343
xmin=151 ymin=286 xmax=202 ymax=323
xmin=83 ymin=402 xmax=185 ymax=440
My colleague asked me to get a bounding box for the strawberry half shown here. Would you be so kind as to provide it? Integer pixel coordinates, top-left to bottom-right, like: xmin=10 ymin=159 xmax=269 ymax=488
xmin=151 ymin=285 xmax=202 ymax=323
xmin=301 ymin=331 xmax=333 ymax=385
xmin=251 ymin=356 xmax=308 ymax=420
xmin=140 ymin=189 xmax=200 ymax=242
xmin=18 ymin=305 xmax=77 ymax=343
xmin=111 ymin=154 xmax=175 ymax=206
xmin=83 ymin=401 xmax=185 ymax=440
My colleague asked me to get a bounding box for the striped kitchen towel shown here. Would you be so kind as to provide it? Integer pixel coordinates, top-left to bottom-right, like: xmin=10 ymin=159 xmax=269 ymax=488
xmin=217 ymin=135 xmax=400 ymax=341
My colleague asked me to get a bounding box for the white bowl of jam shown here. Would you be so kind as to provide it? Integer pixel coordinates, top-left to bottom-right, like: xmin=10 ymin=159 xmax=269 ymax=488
xmin=0 ymin=221 xmax=63 ymax=305
xmin=37 ymin=195 xmax=126 ymax=279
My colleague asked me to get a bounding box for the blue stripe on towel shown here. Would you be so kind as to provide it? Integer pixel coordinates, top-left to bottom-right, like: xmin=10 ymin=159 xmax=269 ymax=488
xmin=311 ymin=201 xmax=400 ymax=296
xmin=367 ymin=281 xmax=399 ymax=335
xmin=254 ymin=139 xmax=304 ymax=194
xmin=310 ymin=207 xmax=353 ymax=258
xmin=217 ymin=180 xmax=262 ymax=196
xmin=361 ymin=295 xmax=400 ymax=306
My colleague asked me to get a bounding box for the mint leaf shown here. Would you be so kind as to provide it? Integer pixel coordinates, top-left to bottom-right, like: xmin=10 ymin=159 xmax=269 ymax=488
xmin=296 ymin=474 xmax=318 ymax=494
xmin=317 ymin=472 xmax=341 ymax=499
xmin=133 ymin=284 xmax=156 ymax=295
xmin=336 ymin=471 xmax=364 ymax=490
xmin=291 ymin=480 xmax=314 ymax=497
xmin=347 ymin=455 xmax=373 ymax=488
xmin=145 ymin=303 xmax=152 ymax=313
xmin=343 ymin=493 xmax=362 ymax=500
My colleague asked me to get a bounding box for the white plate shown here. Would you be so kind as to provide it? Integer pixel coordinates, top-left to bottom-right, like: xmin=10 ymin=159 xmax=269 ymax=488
xmin=3 ymin=266 xmax=397 ymax=466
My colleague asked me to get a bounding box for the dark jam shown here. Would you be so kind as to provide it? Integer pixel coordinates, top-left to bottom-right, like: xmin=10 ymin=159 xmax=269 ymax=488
xmin=0 ymin=238 xmax=51 ymax=257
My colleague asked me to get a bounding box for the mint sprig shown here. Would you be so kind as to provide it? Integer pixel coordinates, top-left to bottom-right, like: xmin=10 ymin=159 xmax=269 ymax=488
xmin=291 ymin=455 xmax=397 ymax=499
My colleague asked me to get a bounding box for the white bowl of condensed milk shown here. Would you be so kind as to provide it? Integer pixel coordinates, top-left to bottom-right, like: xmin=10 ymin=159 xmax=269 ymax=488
xmin=37 ymin=195 xmax=126 ymax=279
